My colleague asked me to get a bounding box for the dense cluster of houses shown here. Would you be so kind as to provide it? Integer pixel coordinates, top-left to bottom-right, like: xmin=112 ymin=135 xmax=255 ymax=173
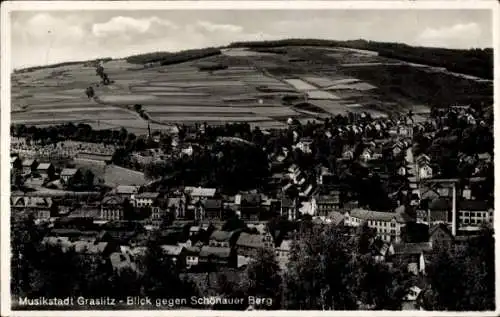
xmin=10 ymin=103 xmax=493 ymax=311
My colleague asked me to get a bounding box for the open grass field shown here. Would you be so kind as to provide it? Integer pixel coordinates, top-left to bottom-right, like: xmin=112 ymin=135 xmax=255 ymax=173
xmin=13 ymin=43 xmax=489 ymax=133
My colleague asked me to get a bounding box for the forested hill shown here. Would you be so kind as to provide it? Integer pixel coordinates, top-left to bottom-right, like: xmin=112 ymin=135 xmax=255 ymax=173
xmin=14 ymin=39 xmax=493 ymax=80
xmin=229 ymin=39 xmax=493 ymax=80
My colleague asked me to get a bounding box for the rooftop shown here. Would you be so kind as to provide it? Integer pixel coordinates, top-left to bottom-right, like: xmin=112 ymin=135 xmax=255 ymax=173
xmin=135 ymin=192 xmax=159 ymax=199
xmin=61 ymin=168 xmax=79 ymax=176
xmin=37 ymin=163 xmax=52 ymax=170
xmin=236 ymin=232 xmax=270 ymax=249
xmin=22 ymin=159 xmax=36 ymax=167
xmin=116 ymin=185 xmax=139 ymax=195
xmin=236 ymin=193 xmax=261 ymax=205
xmin=349 ymin=208 xmax=413 ymax=223
xmin=73 ymin=241 xmax=108 ymax=254
xmin=393 ymin=242 xmax=433 ymax=255
xmin=185 ymin=186 xmax=217 ymax=197
xmin=276 ymin=239 xmax=292 ymax=251
xmin=209 ymin=230 xmax=232 ymax=242
xmin=203 ymin=199 xmax=223 ymax=209
xmin=199 ymin=246 xmax=231 ymax=258
xmin=102 ymin=195 xmax=126 ymax=205
xmin=160 ymin=245 xmax=185 ymax=256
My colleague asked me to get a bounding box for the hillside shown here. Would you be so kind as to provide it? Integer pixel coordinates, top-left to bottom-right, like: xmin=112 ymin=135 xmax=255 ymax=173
xmin=11 ymin=40 xmax=493 ymax=134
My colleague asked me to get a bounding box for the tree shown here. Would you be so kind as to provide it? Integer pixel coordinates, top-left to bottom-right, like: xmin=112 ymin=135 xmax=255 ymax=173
xmin=11 ymin=214 xmax=44 ymax=297
xmin=285 ymin=224 xmax=412 ymax=310
xmin=139 ymin=238 xmax=178 ymax=297
xmin=83 ymin=169 xmax=95 ymax=189
xmin=356 ymin=222 xmax=376 ymax=255
xmin=214 ymin=273 xmax=249 ymax=310
xmin=122 ymin=198 xmax=135 ymax=220
xmin=144 ymin=160 xmax=171 ymax=180
xmin=85 ymin=86 xmax=95 ymax=99
xmin=160 ymin=134 xmax=173 ymax=153
xmin=424 ymin=228 xmax=495 ymax=311
xmin=108 ymin=267 xmax=142 ymax=300
xmin=29 ymin=244 xmax=83 ymax=298
xmin=350 ymin=254 xmax=412 ymax=310
xmin=222 ymin=214 xmax=246 ymax=232
xmin=139 ymin=236 xmax=198 ymax=300
xmin=111 ymin=148 xmax=129 ymax=166
xmin=246 ymin=248 xmax=283 ymax=309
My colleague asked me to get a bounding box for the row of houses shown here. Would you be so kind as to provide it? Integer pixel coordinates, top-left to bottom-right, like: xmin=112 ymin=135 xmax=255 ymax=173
xmin=42 ymin=222 xmax=288 ymax=273
xmin=11 ymin=156 xmax=83 ymax=184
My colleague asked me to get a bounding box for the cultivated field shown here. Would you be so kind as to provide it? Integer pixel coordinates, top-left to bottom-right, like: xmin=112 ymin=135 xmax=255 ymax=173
xmin=12 ymin=45 xmax=461 ymax=133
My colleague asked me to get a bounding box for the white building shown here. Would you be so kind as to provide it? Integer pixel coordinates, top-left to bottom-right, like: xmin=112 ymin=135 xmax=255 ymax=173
xmin=132 ymin=192 xmax=159 ymax=207
xmin=344 ymin=208 xmax=413 ymax=243
xmin=418 ymin=164 xmax=433 ymax=180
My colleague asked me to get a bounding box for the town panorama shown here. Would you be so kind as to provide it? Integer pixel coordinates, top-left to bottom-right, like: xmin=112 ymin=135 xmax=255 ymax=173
xmin=10 ymin=37 xmax=494 ymax=310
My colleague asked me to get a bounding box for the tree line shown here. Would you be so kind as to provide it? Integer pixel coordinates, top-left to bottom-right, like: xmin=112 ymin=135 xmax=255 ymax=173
xmin=13 ymin=58 xmax=113 ymax=74
xmin=229 ymin=38 xmax=493 ymax=79
xmin=125 ymin=48 xmax=222 ymax=65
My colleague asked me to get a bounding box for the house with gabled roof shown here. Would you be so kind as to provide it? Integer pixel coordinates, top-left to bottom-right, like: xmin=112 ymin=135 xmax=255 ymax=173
xmin=417 ymin=163 xmax=433 ymax=180
xmin=11 ymin=196 xmax=53 ymax=220
xmin=60 ymin=168 xmax=82 ymax=184
xmin=36 ymin=163 xmax=55 ymax=180
xmin=209 ymin=230 xmax=241 ymax=248
xmin=392 ymin=143 xmax=404 ymax=157
xmin=11 ymin=156 xmax=22 ymax=170
xmin=236 ymin=232 xmax=274 ymax=258
xmin=22 ymin=159 xmax=38 ymax=174
xmin=199 ymin=246 xmax=234 ymax=267
xmin=416 ymin=154 xmax=431 ymax=165
xmin=160 ymin=245 xmax=187 ymax=268
xmin=429 ymin=223 xmax=454 ymax=249
xmin=109 ymin=252 xmax=137 ymax=274
xmin=312 ymin=192 xmax=341 ymax=217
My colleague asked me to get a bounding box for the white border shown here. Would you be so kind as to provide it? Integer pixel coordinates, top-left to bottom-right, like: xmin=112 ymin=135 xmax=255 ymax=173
xmin=1 ymin=1 xmax=499 ymax=317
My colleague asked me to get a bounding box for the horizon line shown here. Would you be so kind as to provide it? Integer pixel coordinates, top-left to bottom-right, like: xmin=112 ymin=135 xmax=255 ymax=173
xmin=12 ymin=37 xmax=493 ymax=72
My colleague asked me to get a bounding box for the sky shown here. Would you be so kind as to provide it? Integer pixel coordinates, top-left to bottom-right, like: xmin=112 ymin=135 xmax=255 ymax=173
xmin=11 ymin=9 xmax=493 ymax=69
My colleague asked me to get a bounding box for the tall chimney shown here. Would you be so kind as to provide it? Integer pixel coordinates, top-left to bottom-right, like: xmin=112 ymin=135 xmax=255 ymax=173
xmin=451 ymin=183 xmax=457 ymax=236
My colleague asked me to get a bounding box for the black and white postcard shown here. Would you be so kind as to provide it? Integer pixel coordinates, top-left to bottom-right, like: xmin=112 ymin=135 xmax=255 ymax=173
xmin=1 ymin=1 xmax=498 ymax=316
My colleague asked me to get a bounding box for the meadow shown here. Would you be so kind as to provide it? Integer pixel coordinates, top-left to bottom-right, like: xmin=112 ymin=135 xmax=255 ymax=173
xmin=15 ymin=42 xmax=482 ymax=133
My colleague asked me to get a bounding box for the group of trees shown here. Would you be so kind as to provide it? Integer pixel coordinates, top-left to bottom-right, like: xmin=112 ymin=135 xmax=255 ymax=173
xmin=422 ymin=227 xmax=495 ymax=311
xmin=125 ymin=48 xmax=222 ymax=66
xmin=95 ymin=63 xmax=111 ymax=85
xmin=282 ymin=223 xmax=494 ymax=311
xmin=12 ymin=210 xmax=495 ymax=311
xmin=11 ymin=123 xmax=136 ymax=147
xmin=11 ymin=215 xmax=199 ymax=306
xmin=13 ymin=58 xmax=112 ymax=74
xmin=229 ymin=38 xmax=493 ymax=79
xmin=145 ymin=139 xmax=270 ymax=194
xmin=283 ymin=223 xmax=413 ymax=310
